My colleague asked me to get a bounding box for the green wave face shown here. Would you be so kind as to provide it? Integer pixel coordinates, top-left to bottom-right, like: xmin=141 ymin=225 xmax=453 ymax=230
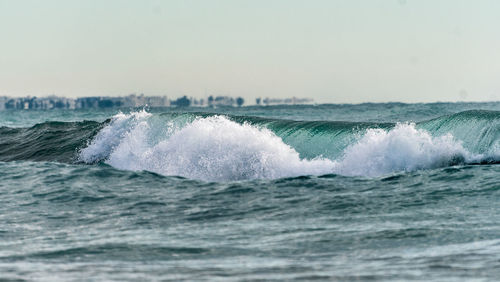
xmin=0 ymin=120 xmax=103 ymax=162
xmin=227 ymin=115 xmax=394 ymax=159
xmin=419 ymin=110 xmax=500 ymax=157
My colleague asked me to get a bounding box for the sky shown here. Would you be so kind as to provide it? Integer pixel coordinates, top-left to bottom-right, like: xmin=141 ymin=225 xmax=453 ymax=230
xmin=1 ymin=0 xmax=500 ymax=103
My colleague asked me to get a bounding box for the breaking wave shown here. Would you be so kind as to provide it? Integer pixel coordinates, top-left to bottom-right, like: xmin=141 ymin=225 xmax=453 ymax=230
xmin=76 ymin=110 xmax=499 ymax=181
xmin=79 ymin=114 xmax=335 ymax=181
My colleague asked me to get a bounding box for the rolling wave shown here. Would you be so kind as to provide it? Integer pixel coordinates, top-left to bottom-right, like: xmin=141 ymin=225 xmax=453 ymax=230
xmin=1 ymin=110 xmax=498 ymax=180
xmin=0 ymin=120 xmax=102 ymax=162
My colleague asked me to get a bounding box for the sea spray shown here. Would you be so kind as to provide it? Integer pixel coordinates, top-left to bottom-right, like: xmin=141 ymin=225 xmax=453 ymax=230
xmin=79 ymin=110 xmax=152 ymax=163
xmin=331 ymin=123 xmax=479 ymax=177
xmin=89 ymin=115 xmax=335 ymax=181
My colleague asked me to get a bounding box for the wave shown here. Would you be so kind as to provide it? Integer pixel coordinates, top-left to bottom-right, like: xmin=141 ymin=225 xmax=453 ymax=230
xmin=419 ymin=110 xmax=500 ymax=159
xmin=79 ymin=113 xmax=335 ymax=181
xmin=1 ymin=110 xmax=498 ymax=180
xmin=332 ymin=123 xmax=483 ymax=177
xmin=0 ymin=120 xmax=102 ymax=162
xmin=79 ymin=110 xmax=499 ymax=181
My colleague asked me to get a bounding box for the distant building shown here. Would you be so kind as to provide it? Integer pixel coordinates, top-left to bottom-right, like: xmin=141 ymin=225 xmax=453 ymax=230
xmin=236 ymin=97 xmax=244 ymax=107
xmin=206 ymin=95 xmax=242 ymax=107
xmin=144 ymin=95 xmax=170 ymax=107
xmin=74 ymin=94 xmax=170 ymax=109
xmin=171 ymin=96 xmax=191 ymax=107
xmin=0 ymin=97 xmax=6 ymax=110
xmin=262 ymin=97 xmax=313 ymax=105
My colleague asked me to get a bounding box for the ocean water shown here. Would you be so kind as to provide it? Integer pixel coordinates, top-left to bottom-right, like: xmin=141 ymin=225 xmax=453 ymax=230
xmin=0 ymin=102 xmax=499 ymax=281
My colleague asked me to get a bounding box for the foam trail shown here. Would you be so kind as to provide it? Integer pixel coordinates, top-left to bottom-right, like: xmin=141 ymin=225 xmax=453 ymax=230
xmin=79 ymin=112 xmax=494 ymax=181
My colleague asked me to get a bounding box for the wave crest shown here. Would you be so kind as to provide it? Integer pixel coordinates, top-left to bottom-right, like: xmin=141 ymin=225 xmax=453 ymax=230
xmin=80 ymin=114 xmax=334 ymax=181
xmin=79 ymin=110 xmax=151 ymax=164
xmin=333 ymin=123 xmax=479 ymax=177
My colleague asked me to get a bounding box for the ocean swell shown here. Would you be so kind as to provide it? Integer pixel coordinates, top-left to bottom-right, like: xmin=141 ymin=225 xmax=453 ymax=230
xmin=0 ymin=120 xmax=102 ymax=162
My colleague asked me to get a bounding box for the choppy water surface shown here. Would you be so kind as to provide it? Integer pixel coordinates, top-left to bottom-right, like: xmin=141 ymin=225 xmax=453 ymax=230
xmin=0 ymin=103 xmax=499 ymax=281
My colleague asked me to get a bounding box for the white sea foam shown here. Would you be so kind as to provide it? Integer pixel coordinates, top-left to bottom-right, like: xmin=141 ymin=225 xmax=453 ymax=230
xmin=79 ymin=112 xmax=489 ymax=181
xmin=79 ymin=110 xmax=151 ymax=163
xmin=81 ymin=114 xmax=334 ymax=181
xmin=332 ymin=123 xmax=481 ymax=177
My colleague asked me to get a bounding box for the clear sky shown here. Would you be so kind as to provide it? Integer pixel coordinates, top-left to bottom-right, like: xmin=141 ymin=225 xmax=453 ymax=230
xmin=1 ymin=0 xmax=500 ymax=103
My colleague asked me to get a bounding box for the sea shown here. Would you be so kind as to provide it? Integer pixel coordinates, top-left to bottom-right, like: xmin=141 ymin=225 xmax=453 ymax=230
xmin=0 ymin=102 xmax=499 ymax=281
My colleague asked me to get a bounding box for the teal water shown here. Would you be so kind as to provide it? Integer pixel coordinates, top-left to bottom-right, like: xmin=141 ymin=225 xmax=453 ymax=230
xmin=0 ymin=103 xmax=499 ymax=280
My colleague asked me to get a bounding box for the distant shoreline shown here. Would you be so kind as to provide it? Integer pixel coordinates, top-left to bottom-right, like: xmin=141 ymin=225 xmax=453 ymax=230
xmin=0 ymin=94 xmax=314 ymax=110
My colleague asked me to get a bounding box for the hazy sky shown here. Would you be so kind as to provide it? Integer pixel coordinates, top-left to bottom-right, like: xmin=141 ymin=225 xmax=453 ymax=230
xmin=1 ymin=0 xmax=500 ymax=103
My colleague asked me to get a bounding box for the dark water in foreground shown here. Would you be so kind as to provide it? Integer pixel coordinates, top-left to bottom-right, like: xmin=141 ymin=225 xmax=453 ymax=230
xmin=0 ymin=103 xmax=499 ymax=280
